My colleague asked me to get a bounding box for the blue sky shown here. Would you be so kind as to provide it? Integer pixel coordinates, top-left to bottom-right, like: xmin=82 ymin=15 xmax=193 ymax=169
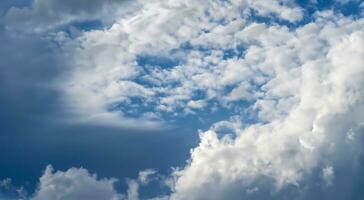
xmin=1 ymin=0 xmax=364 ymax=199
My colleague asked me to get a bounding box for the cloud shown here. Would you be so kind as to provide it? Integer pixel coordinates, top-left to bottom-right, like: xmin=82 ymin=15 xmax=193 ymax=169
xmin=1 ymin=0 xmax=136 ymax=32
xmin=27 ymin=166 xmax=157 ymax=200
xmin=0 ymin=178 xmax=12 ymax=190
xmin=2 ymin=0 xmax=364 ymax=199
xmin=167 ymin=16 xmax=364 ymax=200
xmin=56 ymin=0 xmax=307 ymax=126
xmin=31 ymin=165 xmax=122 ymax=200
xmin=126 ymin=169 xmax=157 ymax=200
xmin=37 ymin=3 xmax=364 ymax=198
xmin=322 ymin=166 xmax=334 ymax=186
xmin=247 ymin=0 xmax=303 ymax=22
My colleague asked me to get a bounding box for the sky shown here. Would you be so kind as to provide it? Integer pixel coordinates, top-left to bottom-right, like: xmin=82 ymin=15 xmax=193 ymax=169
xmin=0 ymin=0 xmax=364 ymax=199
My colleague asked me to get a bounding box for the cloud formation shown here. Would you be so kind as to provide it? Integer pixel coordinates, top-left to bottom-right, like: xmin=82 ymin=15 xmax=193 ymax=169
xmin=31 ymin=165 xmax=121 ymax=200
xmin=29 ymin=166 xmax=157 ymax=200
xmin=55 ymin=0 xmax=306 ymax=127
xmin=168 ymin=12 xmax=364 ymax=200
xmin=1 ymin=0 xmax=364 ymax=199
xmin=46 ymin=1 xmax=364 ymax=198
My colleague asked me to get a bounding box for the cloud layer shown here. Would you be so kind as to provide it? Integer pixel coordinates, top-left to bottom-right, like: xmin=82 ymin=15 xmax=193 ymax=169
xmin=55 ymin=0 xmax=306 ymax=127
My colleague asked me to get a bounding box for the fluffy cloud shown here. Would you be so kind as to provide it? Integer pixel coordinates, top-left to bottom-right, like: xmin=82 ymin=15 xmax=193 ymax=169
xmin=48 ymin=2 xmax=364 ymax=197
xmin=168 ymin=16 xmax=364 ymax=200
xmin=54 ymin=0 xmax=307 ymax=127
xmin=31 ymin=165 xmax=122 ymax=200
xmin=30 ymin=166 xmax=156 ymax=200
xmin=2 ymin=0 xmax=364 ymax=199
xmin=56 ymin=0 xmax=364 ymax=129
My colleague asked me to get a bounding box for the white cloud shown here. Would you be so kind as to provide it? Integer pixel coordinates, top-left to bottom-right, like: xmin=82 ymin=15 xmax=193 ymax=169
xmin=167 ymin=16 xmax=364 ymax=199
xmin=50 ymin=0 xmax=312 ymax=127
xmin=31 ymin=165 xmax=122 ymax=200
xmin=138 ymin=169 xmax=157 ymax=185
xmin=186 ymin=100 xmax=206 ymax=109
xmin=46 ymin=5 xmax=364 ymax=198
xmin=247 ymin=0 xmax=304 ymax=22
xmin=126 ymin=180 xmax=139 ymax=200
xmin=4 ymin=0 xmax=364 ymax=199
xmin=29 ymin=166 xmax=157 ymax=200
xmin=126 ymin=169 xmax=157 ymax=200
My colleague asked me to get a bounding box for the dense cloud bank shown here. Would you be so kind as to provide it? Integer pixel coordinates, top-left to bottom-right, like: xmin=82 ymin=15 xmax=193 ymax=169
xmin=1 ymin=0 xmax=364 ymax=199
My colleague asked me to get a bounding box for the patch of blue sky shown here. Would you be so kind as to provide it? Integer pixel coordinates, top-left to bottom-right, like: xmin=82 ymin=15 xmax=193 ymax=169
xmin=136 ymin=54 xmax=182 ymax=69
xmin=68 ymin=20 xmax=104 ymax=31
xmin=170 ymin=105 xmax=235 ymax=130
xmin=297 ymin=0 xmax=363 ymax=18
xmin=178 ymin=41 xmax=213 ymax=53
xmin=222 ymin=44 xmax=246 ymax=60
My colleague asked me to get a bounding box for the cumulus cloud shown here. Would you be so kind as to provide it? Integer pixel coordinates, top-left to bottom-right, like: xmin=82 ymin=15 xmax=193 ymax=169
xmin=2 ymin=0 xmax=364 ymax=199
xmin=31 ymin=165 xmax=122 ymax=200
xmin=56 ymin=0 xmax=364 ymax=129
xmin=168 ymin=16 xmax=364 ymax=200
xmin=43 ymin=2 xmax=364 ymax=197
xmin=55 ymin=0 xmax=307 ymax=127
xmin=28 ymin=165 xmax=157 ymax=200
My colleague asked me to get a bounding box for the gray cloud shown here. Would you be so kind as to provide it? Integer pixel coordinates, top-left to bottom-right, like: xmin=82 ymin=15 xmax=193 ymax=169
xmin=1 ymin=0 xmax=136 ymax=32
